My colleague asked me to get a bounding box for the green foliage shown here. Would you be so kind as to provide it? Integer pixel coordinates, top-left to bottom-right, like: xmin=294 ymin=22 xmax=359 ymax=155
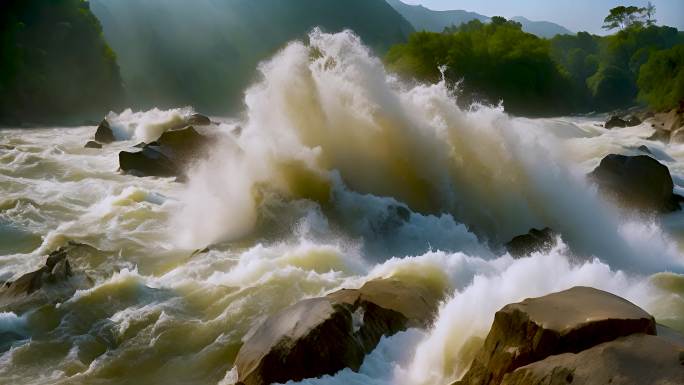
xmin=0 ymin=0 xmax=124 ymax=124
xmin=638 ymin=45 xmax=684 ymax=111
xmin=603 ymin=6 xmax=648 ymax=31
xmin=386 ymin=18 xmax=575 ymax=115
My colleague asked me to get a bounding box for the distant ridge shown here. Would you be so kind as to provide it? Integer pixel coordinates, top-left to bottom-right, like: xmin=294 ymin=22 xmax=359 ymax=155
xmin=386 ymin=0 xmax=574 ymax=38
xmin=511 ymin=16 xmax=573 ymax=38
xmin=385 ymin=0 xmax=488 ymax=32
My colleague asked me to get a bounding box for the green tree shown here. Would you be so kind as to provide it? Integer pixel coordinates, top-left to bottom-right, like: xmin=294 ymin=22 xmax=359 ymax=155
xmin=386 ymin=18 xmax=575 ymax=115
xmin=602 ymin=6 xmax=646 ymax=31
xmin=638 ymin=44 xmax=684 ymax=111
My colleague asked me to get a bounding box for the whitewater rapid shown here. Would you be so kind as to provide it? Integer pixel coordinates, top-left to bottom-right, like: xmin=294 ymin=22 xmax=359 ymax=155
xmin=1 ymin=30 xmax=684 ymax=385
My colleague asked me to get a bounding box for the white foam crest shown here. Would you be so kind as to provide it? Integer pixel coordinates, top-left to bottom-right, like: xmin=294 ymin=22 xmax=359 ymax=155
xmin=106 ymin=107 xmax=194 ymax=142
xmin=170 ymin=29 xmax=683 ymax=274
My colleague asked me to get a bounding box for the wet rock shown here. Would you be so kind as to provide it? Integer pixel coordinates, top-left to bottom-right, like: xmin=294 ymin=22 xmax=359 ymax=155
xmin=185 ymin=113 xmax=211 ymax=126
xmin=501 ymin=334 xmax=684 ymax=385
xmin=119 ymin=126 xmax=209 ymax=179
xmin=589 ymin=154 xmax=683 ymax=213
xmin=625 ymin=115 xmax=642 ymax=127
xmin=119 ymin=146 xmax=178 ymax=178
xmin=455 ymin=287 xmax=657 ymax=385
xmin=0 ymin=242 xmax=98 ymax=312
xmin=234 ymin=278 xmax=442 ymax=385
xmin=604 ymin=116 xmax=627 ymax=129
xmin=94 ymin=119 xmax=115 ymax=143
xmin=671 ymin=128 xmax=684 ymax=144
xmin=84 ymin=141 xmax=102 ymax=149
xmin=649 ymin=127 xmax=671 ymax=143
xmin=505 ymin=228 xmax=555 ymax=257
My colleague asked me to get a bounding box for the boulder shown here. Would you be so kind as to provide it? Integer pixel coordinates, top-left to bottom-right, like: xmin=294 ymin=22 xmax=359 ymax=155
xmin=649 ymin=128 xmax=671 ymax=143
xmin=589 ymin=154 xmax=683 ymax=213
xmin=119 ymin=146 xmax=178 ymax=178
xmin=94 ymin=119 xmax=115 ymax=143
xmin=501 ymin=334 xmax=684 ymax=385
xmin=625 ymin=115 xmax=642 ymax=127
xmin=119 ymin=126 xmax=209 ymax=179
xmin=185 ymin=113 xmax=211 ymax=126
xmin=455 ymin=287 xmax=656 ymax=385
xmin=84 ymin=141 xmax=102 ymax=149
xmin=234 ymin=278 xmax=442 ymax=385
xmin=605 ymin=116 xmax=627 ymax=129
xmin=505 ymin=228 xmax=555 ymax=257
xmin=3 ymin=247 xmax=72 ymax=297
xmin=671 ymin=128 xmax=684 ymax=144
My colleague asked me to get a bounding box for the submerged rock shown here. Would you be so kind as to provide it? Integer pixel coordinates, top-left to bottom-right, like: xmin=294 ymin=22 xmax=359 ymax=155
xmin=94 ymin=119 xmax=115 ymax=143
xmin=589 ymin=154 xmax=683 ymax=213
xmin=455 ymin=286 xmax=657 ymax=385
xmin=605 ymin=116 xmax=627 ymax=129
xmin=84 ymin=141 xmax=102 ymax=149
xmin=119 ymin=126 xmax=209 ymax=179
xmin=505 ymin=228 xmax=555 ymax=257
xmin=501 ymin=333 xmax=684 ymax=385
xmin=185 ymin=113 xmax=211 ymax=126
xmin=234 ymin=278 xmax=442 ymax=385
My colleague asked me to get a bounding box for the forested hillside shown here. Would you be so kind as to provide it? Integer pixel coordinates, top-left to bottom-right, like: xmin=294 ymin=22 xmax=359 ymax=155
xmin=386 ymin=8 xmax=684 ymax=115
xmin=0 ymin=0 xmax=124 ymax=125
xmin=90 ymin=0 xmax=414 ymax=114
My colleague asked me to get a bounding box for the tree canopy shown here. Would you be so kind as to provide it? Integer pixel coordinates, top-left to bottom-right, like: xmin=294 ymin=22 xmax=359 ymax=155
xmin=0 ymin=0 xmax=124 ymax=125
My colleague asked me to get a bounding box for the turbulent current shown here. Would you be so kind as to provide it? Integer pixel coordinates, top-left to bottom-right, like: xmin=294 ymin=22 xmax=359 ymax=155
xmin=1 ymin=30 xmax=684 ymax=385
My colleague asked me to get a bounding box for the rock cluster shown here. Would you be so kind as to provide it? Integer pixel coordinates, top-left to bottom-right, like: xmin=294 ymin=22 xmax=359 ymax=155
xmin=505 ymin=228 xmax=556 ymax=257
xmin=589 ymin=154 xmax=683 ymax=213
xmin=118 ymin=125 xmax=210 ymax=179
xmin=234 ymin=278 xmax=442 ymax=385
xmin=455 ymin=286 xmax=683 ymax=385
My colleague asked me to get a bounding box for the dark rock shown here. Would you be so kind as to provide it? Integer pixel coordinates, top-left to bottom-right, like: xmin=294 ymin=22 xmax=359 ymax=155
xmin=455 ymin=287 xmax=657 ymax=385
xmin=119 ymin=147 xmax=178 ymax=178
xmin=119 ymin=126 xmax=209 ymax=179
xmin=589 ymin=154 xmax=683 ymax=213
xmin=94 ymin=119 xmax=115 ymax=143
xmin=625 ymin=115 xmax=642 ymax=127
xmin=84 ymin=141 xmax=102 ymax=149
xmin=185 ymin=113 xmax=211 ymax=126
xmin=501 ymin=334 xmax=684 ymax=385
xmin=235 ymin=278 xmax=442 ymax=385
xmin=605 ymin=116 xmax=627 ymax=129
xmin=505 ymin=228 xmax=555 ymax=257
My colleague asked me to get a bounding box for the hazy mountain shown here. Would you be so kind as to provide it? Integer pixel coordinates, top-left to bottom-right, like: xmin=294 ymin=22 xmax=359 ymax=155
xmin=90 ymin=0 xmax=413 ymax=114
xmin=386 ymin=0 xmax=573 ymax=38
xmin=512 ymin=16 xmax=573 ymax=38
xmin=386 ymin=0 xmax=488 ymax=32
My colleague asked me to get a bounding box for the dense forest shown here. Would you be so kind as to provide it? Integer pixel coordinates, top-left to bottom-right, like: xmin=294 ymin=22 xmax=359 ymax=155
xmin=0 ymin=0 xmax=123 ymax=125
xmin=386 ymin=6 xmax=684 ymax=116
xmin=89 ymin=0 xmax=414 ymax=114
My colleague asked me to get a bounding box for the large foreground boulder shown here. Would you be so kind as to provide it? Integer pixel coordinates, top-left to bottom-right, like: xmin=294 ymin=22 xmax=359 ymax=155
xmin=505 ymin=228 xmax=556 ymax=257
xmin=589 ymin=154 xmax=683 ymax=212
xmin=234 ymin=278 xmax=442 ymax=385
xmin=455 ymin=287 xmax=657 ymax=385
xmin=501 ymin=333 xmax=684 ymax=385
xmin=119 ymin=126 xmax=209 ymax=179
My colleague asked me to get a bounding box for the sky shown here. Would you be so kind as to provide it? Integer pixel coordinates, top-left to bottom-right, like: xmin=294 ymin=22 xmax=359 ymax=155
xmin=403 ymin=0 xmax=684 ymax=34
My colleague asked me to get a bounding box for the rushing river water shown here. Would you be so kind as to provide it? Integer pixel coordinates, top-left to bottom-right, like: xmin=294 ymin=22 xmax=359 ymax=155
xmin=1 ymin=30 xmax=684 ymax=385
